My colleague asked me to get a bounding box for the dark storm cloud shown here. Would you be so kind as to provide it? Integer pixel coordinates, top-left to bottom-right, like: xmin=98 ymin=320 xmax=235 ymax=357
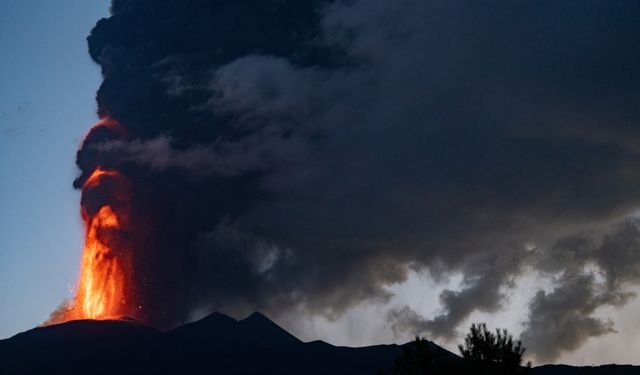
xmin=77 ymin=0 xmax=640 ymax=359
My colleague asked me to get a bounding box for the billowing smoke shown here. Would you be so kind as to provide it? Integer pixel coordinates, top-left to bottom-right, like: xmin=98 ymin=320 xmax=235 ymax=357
xmin=520 ymin=220 xmax=640 ymax=361
xmin=74 ymin=0 xmax=640 ymax=361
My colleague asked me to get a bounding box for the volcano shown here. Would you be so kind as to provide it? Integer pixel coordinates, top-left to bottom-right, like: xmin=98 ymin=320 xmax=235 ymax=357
xmin=1 ymin=313 xmax=637 ymax=375
xmin=1 ymin=312 xmax=404 ymax=374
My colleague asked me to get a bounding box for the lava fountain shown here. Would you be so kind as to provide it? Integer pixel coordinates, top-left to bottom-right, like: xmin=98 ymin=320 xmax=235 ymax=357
xmin=67 ymin=167 xmax=134 ymax=320
xmin=49 ymin=118 xmax=139 ymax=323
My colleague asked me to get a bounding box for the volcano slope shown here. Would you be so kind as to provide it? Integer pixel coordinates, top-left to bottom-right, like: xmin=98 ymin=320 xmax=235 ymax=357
xmin=0 ymin=312 xmax=637 ymax=374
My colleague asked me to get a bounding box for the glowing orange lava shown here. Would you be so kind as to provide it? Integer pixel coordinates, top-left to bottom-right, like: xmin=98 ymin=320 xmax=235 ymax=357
xmin=73 ymin=205 xmax=130 ymax=319
xmin=82 ymin=167 xmax=120 ymax=190
xmin=64 ymin=167 xmax=134 ymax=321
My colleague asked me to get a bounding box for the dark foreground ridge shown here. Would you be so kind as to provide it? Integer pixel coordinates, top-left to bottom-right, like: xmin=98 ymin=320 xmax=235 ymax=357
xmin=0 ymin=313 xmax=636 ymax=374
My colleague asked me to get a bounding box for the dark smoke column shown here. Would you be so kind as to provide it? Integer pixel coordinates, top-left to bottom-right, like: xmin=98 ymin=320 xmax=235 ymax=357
xmin=75 ymin=0 xmax=333 ymax=328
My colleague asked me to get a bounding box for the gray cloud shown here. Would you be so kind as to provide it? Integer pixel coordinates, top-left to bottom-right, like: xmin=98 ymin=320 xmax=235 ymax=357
xmin=520 ymin=219 xmax=640 ymax=361
xmin=388 ymin=249 xmax=527 ymax=340
xmin=521 ymin=272 xmax=623 ymax=363
xmin=93 ymin=132 xmax=309 ymax=177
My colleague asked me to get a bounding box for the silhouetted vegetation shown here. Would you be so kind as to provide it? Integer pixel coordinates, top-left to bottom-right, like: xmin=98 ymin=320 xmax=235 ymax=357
xmin=385 ymin=323 xmax=531 ymax=375
xmin=458 ymin=323 xmax=531 ymax=375
xmin=387 ymin=337 xmax=439 ymax=374
xmin=383 ymin=336 xmax=463 ymax=375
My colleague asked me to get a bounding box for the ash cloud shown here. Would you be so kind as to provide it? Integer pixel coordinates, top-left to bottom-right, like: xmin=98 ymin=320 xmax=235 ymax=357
xmin=520 ymin=272 xmax=619 ymax=363
xmin=521 ymin=219 xmax=640 ymax=362
xmin=75 ymin=0 xmax=640 ymax=360
xmin=389 ymin=249 xmax=526 ymax=340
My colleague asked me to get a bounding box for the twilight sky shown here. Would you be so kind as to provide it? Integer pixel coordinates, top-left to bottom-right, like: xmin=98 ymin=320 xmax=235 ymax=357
xmin=0 ymin=0 xmax=108 ymax=337
xmin=1 ymin=0 xmax=640 ymax=366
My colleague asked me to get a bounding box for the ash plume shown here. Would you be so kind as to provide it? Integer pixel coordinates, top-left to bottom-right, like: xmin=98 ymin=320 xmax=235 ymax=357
xmin=521 ymin=219 xmax=640 ymax=362
xmin=73 ymin=0 xmax=640 ymax=360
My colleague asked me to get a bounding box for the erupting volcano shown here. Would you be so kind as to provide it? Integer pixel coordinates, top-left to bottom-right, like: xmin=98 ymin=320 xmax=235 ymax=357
xmin=48 ymin=118 xmax=140 ymax=324
xmin=69 ymin=168 xmax=133 ymax=320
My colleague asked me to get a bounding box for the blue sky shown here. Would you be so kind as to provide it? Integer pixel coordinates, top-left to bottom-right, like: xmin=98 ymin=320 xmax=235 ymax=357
xmin=0 ymin=1 xmax=109 ymax=339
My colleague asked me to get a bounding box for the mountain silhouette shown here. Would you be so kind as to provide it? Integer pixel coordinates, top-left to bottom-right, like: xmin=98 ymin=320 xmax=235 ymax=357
xmin=0 ymin=313 xmax=637 ymax=374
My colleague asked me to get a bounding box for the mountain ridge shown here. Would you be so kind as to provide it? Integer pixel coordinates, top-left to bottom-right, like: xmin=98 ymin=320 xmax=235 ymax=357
xmin=0 ymin=312 xmax=637 ymax=374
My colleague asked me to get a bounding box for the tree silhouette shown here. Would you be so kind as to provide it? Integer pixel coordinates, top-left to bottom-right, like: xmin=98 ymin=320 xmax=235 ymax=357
xmin=384 ymin=324 xmax=530 ymax=375
xmin=458 ymin=323 xmax=531 ymax=375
